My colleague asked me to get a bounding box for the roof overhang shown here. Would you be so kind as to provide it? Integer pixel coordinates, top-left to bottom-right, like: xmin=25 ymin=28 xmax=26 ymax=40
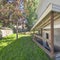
xmin=31 ymin=3 xmax=60 ymax=31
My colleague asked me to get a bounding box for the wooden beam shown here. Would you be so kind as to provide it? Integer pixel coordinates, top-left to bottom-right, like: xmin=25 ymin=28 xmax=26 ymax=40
xmin=41 ymin=13 xmax=60 ymax=28
xmin=50 ymin=11 xmax=54 ymax=58
xmin=34 ymin=34 xmax=49 ymax=41
xmin=36 ymin=13 xmax=60 ymax=30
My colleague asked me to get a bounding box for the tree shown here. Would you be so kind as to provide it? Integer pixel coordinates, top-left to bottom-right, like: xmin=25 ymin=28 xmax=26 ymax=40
xmin=24 ymin=0 xmax=39 ymax=28
xmin=11 ymin=10 xmax=23 ymax=40
xmin=0 ymin=0 xmax=15 ymax=27
xmin=0 ymin=0 xmax=7 ymax=27
xmin=0 ymin=0 xmax=21 ymax=40
xmin=0 ymin=0 xmax=39 ymax=39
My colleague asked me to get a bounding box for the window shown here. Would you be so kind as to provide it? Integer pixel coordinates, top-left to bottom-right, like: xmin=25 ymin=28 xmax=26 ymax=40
xmin=46 ymin=33 xmax=49 ymax=39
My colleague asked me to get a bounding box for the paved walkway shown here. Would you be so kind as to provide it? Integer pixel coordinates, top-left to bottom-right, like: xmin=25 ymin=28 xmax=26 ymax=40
xmin=55 ymin=53 xmax=60 ymax=60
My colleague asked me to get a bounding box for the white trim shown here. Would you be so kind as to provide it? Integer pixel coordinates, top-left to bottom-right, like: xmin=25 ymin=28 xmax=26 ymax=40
xmin=31 ymin=3 xmax=52 ymax=30
xmin=52 ymin=4 xmax=60 ymax=12
xmin=31 ymin=4 xmax=60 ymax=30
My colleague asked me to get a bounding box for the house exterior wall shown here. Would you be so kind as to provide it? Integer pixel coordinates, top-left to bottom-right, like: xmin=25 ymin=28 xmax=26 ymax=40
xmin=43 ymin=28 xmax=60 ymax=47
xmin=54 ymin=28 xmax=60 ymax=47
xmin=37 ymin=0 xmax=60 ymax=19
xmin=42 ymin=18 xmax=60 ymax=47
xmin=1 ymin=29 xmax=13 ymax=37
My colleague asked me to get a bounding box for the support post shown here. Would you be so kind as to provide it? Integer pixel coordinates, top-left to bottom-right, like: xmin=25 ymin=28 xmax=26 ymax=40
xmin=16 ymin=21 xmax=18 ymax=40
xmin=38 ymin=30 xmax=40 ymax=35
xmin=33 ymin=30 xmax=35 ymax=41
xmin=50 ymin=11 xmax=54 ymax=58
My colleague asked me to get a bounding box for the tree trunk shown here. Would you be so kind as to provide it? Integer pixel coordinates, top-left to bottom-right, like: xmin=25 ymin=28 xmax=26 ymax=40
xmin=2 ymin=22 xmax=5 ymax=27
xmin=16 ymin=21 xmax=18 ymax=40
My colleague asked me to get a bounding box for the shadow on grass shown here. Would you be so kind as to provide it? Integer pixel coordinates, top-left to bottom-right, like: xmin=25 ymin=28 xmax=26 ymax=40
xmin=0 ymin=36 xmax=51 ymax=60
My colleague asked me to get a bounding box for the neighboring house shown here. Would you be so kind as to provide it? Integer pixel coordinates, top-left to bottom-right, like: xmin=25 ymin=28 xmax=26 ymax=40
xmin=31 ymin=0 xmax=60 ymax=59
xmin=0 ymin=27 xmax=13 ymax=37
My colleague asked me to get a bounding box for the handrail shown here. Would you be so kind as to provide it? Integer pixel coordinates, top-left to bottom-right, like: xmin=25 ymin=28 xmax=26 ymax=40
xmin=34 ymin=34 xmax=49 ymax=41
xmin=33 ymin=39 xmax=51 ymax=57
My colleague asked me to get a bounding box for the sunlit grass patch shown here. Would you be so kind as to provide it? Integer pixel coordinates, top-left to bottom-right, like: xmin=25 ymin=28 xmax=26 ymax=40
xmin=0 ymin=34 xmax=16 ymax=50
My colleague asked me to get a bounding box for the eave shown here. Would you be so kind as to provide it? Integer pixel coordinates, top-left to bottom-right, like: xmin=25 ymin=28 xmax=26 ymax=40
xmin=31 ymin=3 xmax=60 ymax=31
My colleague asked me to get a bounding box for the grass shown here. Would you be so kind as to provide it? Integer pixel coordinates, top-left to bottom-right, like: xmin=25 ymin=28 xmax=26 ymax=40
xmin=0 ymin=34 xmax=51 ymax=60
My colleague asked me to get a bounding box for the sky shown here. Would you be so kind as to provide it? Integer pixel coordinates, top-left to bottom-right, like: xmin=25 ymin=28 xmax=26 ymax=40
xmin=7 ymin=0 xmax=14 ymax=3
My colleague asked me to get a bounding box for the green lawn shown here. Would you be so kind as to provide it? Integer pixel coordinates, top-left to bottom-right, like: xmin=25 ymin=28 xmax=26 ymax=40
xmin=0 ymin=34 xmax=51 ymax=60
